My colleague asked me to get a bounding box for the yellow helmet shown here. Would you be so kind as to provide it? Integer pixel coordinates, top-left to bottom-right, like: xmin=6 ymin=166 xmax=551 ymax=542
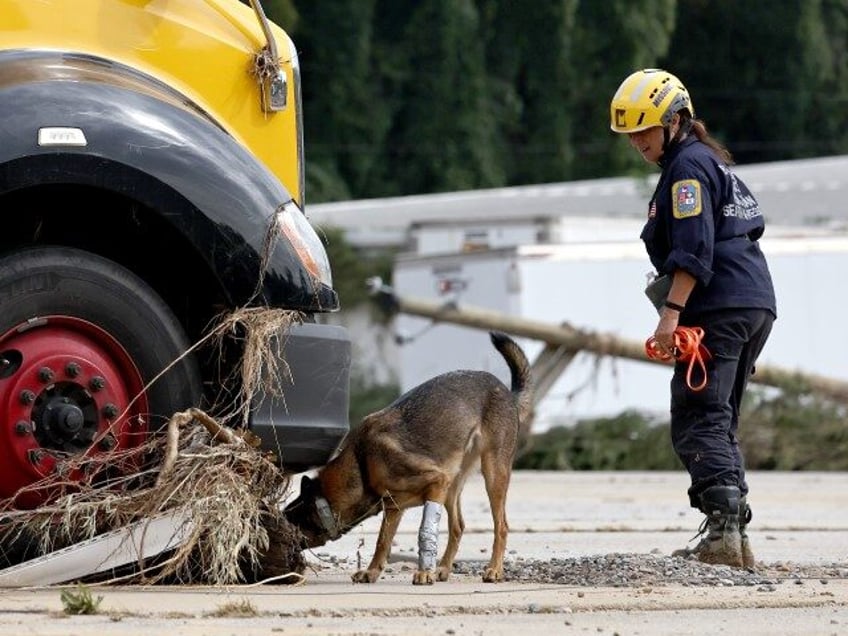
xmin=609 ymin=68 xmax=693 ymax=134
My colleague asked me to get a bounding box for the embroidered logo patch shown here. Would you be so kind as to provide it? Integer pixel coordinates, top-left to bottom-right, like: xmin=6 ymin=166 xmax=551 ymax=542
xmin=672 ymin=180 xmax=702 ymax=218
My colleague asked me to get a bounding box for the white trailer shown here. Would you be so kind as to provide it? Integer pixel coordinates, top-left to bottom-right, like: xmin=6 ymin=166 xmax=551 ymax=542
xmin=392 ymin=230 xmax=848 ymax=431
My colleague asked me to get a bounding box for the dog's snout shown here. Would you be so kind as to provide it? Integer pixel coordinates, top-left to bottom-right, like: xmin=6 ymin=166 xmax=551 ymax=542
xmin=284 ymin=501 xmax=327 ymax=549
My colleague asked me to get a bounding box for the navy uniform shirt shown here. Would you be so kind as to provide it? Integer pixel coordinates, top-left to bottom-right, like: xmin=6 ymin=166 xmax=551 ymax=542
xmin=640 ymin=136 xmax=777 ymax=317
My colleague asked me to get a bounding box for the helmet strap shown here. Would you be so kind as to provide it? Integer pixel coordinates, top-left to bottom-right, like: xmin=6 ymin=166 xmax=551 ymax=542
xmin=661 ymin=125 xmax=672 ymax=153
xmin=661 ymin=115 xmax=693 ymax=154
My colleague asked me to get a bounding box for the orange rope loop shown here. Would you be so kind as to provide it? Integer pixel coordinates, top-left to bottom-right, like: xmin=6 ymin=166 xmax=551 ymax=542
xmin=645 ymin=326 xmax=711 ymax=391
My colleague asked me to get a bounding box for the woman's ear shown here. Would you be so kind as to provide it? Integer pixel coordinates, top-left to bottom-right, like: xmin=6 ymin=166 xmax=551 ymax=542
xmin=669 ymin=112 xmax=682 ymax=136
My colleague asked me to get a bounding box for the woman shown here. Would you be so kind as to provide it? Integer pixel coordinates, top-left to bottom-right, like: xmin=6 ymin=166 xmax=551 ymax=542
xmin=609 ymin=69 xmax=777 ymax=568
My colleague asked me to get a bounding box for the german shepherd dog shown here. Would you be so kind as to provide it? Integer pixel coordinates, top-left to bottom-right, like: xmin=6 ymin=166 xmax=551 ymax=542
xmin=284 ymin=331 xmax=533 ymax=585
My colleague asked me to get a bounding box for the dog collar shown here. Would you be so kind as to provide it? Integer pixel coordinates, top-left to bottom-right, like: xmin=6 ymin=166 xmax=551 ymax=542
xmin=315 ymin=495 xmax=340 ymax=540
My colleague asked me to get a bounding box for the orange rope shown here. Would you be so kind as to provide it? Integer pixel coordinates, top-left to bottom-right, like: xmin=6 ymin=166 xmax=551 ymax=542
xmin=645 ymin=326 xmax=711 ymax=391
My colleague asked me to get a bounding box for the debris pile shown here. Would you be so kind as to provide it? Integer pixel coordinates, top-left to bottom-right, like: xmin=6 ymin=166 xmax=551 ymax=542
xmin=0 ymin=407 xmax=305 ymax=585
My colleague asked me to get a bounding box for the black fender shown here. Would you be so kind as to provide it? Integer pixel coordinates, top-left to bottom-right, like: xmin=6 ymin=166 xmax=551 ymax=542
xmin=0 ymin=50 xmax=337 ymax=311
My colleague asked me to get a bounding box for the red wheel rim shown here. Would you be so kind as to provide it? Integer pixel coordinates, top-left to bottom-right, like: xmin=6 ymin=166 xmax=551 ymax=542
xmin=0 ymin=316 xmax=150 ymax=508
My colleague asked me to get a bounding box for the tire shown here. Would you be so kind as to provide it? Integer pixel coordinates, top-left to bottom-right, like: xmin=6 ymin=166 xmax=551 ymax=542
xmin=0 ymin=246 xmax=201 ymax=507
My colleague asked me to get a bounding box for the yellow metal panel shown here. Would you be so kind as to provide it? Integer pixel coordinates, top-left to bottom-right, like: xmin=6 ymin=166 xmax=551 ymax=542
xmin=0 ymin=0 xmax=301 ymax=204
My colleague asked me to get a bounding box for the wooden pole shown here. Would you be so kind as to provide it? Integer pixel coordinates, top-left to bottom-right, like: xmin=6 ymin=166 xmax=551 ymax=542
xmin=374 ymin=288 xmax=848 ymax=404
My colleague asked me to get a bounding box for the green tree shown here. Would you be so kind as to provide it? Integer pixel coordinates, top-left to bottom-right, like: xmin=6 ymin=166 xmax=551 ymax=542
xmin=802 ymin=0 xmax=848 ymax=157
xmin=261 ymin=0 xmax=299 ymax=30
xmin=282 ymin=0 xmax=848 ymax=198
xmin=293 ymin=0 xmax=391 ymax=201
xmin=660 ymin=0 xmax=847 ymax=163
xmin=570 ymin=0 xmax=677 ymax=179
xmin=383 ymin=0 xmax=504 ymax=195
xmin=478 ymin=0 xmax=579 ymax=185
xmin=515 ymin=410 xmax=681 ymax=470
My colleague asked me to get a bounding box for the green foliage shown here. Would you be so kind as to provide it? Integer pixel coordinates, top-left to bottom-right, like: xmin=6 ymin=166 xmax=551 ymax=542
xmin=515 ymin=391 xmax=848 ymax=471
xmin=305 ymin=162 xmax=352 ymax=205
xmin=739 ymin=388 xmax=848 ymax=470
xmin=348 ymin=372 xmax=400 ymax=428
xmin=285 ymin=1 xmax=848 ymax=200
xmin=515 ymin=410 xmax=681 ymax=470
xmin=799 ymin=0 xmax=848 ymax=157
xmin=660 ymin=0 xmax=847 ymax=162
xmin=481 ymin=1 xmax=580 ymax=184
xmin=569 ymin=0 xmax=677 ymax=179
xmin=291 ymin=0 xmax=392 ymax=199
xmin=261 ymin=0 xmax=299 ymax=31
xmin=60 ymin=584 xmax=103 ymax=615
xmin=385 ymin=0 xmax=504 ymax=194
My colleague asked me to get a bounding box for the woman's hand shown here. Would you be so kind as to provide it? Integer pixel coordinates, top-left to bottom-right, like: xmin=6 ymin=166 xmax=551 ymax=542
xmin=654 ymin=307 xmax=680 ymax=356
xmin=655 ymin=269 xmax=695 ymax=356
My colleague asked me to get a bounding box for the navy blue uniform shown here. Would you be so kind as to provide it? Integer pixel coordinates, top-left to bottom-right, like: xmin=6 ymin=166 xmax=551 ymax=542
xmin=641 ymin=136 xmax=777 ymax=508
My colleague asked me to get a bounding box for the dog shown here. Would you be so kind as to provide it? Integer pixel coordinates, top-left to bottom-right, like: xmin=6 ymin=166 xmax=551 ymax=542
xmin=284 ymin=331 xmax=533 ymax=585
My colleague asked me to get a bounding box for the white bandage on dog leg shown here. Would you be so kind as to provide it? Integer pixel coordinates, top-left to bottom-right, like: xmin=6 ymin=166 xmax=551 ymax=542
xmin=417 ymin=500 xmax=442 ymax=571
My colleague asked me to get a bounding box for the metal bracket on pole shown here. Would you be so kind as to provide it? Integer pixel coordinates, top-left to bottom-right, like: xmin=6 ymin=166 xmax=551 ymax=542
xmin=530 ymin=334 xmax=578 ymax=407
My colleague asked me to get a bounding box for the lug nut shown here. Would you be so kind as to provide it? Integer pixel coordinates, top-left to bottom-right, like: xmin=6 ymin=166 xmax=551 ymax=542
xmin=65 ymin=362 xmax=81 ymax=378
xmin=89 ymin=376 xmax=106 ymax=391
xmin=38 ymin=366 xmax=55 ymax=383
xmin=28 ymin=448 xmax=45 ymax=464
xmin=102 ymin=403 xmax=119 ymax=419
xmin=14 ymin=420 xmax=31 ymax=435
xmin=99 ymin=435 xmax=117 ymax=450
xmin=19 ymin=390 xmax=36 ymax=405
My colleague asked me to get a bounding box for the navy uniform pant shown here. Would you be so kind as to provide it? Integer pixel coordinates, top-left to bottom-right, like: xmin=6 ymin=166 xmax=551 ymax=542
xmin=669 ymin=308 xmax=774 ymax=509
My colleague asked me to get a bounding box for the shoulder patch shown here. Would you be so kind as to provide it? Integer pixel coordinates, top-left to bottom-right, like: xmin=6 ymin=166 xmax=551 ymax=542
xmin=672 ymin=179 xmax=702 ymax=219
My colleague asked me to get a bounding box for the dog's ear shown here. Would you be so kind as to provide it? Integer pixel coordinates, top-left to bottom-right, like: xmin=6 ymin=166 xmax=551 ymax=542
xmin=285 ymin=475 xmax=315 ymax=513
xmin=285 ymin=475 xmax=315 ymax=517
xmin=299 ymin=474 xmax=320 ymax=497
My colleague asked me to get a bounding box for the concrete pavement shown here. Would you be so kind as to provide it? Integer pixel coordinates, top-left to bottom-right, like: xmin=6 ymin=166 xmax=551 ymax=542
xmin=306 ymin=469 xmax=848 ymax=566
xmin=0 ymin=470 xmax=845 ymax=635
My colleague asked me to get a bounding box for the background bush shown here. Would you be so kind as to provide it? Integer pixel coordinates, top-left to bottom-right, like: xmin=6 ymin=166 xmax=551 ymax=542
xmin=514 ymin=391 xmax=848 ymax=471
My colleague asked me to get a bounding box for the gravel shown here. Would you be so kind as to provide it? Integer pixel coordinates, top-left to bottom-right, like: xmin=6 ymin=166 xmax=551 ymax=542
xmin=317 ymin=550 xmax=848 ymax=588
xmin=450 ymin=553 xmax=848 ymax=588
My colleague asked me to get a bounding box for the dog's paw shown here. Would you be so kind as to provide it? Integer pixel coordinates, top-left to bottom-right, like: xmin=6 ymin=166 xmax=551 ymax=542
xmin=412 ymin=570 xmax=435 ymax=585
xmin=435 ymin=566 xmax=451 ymax=582
xmin=351 ymin=569 xmax=381 ymax=583
xmin=482 ymin=567 xmax=503 ymax=583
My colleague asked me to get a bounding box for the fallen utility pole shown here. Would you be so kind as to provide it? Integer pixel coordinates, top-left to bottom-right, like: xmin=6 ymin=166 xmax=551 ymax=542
xmin=368 ymin=279 xmax=848 ymax=405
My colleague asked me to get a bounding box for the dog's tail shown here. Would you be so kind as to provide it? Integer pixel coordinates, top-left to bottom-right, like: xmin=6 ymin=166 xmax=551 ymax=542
xmin=489 ymin=331 xmax=534 ymax=428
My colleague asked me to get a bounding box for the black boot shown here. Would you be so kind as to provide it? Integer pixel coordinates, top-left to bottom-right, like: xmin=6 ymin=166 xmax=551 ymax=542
xmin=672 ymin=485 xmax=743 ymax=568
xmin=739 ymin=496 xmax=755 ymax=569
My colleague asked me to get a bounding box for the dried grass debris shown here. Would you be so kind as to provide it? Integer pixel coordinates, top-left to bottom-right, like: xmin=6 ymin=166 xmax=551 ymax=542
xmin=0 ymin=407 xmax=306 ymax=586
